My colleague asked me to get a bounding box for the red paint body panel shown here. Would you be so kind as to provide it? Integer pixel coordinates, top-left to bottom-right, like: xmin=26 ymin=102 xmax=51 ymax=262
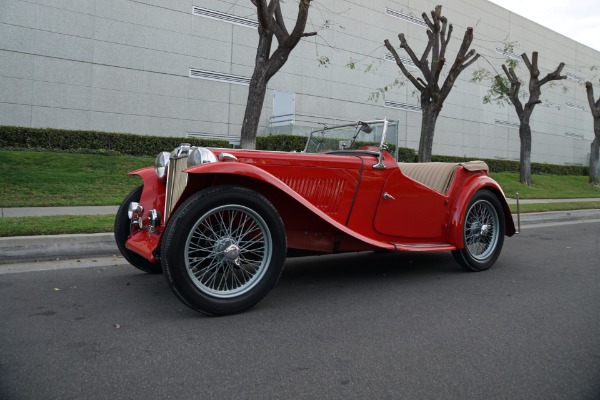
xmin=124 ymin=147 xmax=514 ymax=263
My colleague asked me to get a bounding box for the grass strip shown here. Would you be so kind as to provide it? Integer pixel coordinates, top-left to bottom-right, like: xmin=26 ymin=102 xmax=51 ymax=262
xmin=0 ymin=215 xmax=115 ymax=237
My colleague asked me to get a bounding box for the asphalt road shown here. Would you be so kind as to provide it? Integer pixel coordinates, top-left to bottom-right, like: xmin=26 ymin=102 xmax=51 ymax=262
xmin=1 ymin=221 xmax=599 ymax=400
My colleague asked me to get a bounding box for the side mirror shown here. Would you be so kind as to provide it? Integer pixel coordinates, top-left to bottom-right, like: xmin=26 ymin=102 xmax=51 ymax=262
xmin=360 ymin=122 xmax=373 ymax=133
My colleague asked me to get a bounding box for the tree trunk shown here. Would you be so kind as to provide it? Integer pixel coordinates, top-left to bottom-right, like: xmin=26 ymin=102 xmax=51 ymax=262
xmin=590 ymin=136 xmax=599 ymax=185
xmin=519 ymin=122 xmax=532 ymax=185
xmin=240 ymin=69 xmax=269 ymax=150
xmin=418 ymin=103 xmax=440 ymax=162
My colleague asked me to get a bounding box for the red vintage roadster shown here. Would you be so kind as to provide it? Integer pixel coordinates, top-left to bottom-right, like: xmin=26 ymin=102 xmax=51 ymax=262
xmin=115 ymin=119 xmax=516 ymax=315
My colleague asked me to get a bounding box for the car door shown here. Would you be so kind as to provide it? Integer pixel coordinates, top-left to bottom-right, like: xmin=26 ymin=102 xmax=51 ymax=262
xmin=373 ymin=169 xmax=449 ymax=240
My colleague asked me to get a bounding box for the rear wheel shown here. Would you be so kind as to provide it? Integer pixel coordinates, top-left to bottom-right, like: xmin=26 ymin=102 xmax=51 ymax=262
xmin=161 ymin=186 xmax=287 ymax=316
xmin=452 ymin=190 xmax=505 ymax=272
xmin=114 ymin=185 xmax=162 ymax=274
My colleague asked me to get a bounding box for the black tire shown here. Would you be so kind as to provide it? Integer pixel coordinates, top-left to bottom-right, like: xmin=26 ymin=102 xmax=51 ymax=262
xmin=114 ymin=185 xmax=162 ymax=274
xmin=452 ymin=190 xmax=505 ymax=272
xmin=161 ymin=186 xmax=287 ymax=316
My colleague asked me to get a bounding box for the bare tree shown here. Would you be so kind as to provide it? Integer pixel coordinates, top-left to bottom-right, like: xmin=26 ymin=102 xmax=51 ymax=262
xmin=585 ymin=81 xmax=600 ymax=185
xmin=240 ymin=0 xmax=317 ymax=149
xmin=383 ymin=5 xmax=479 ymax=162
xmin=493 ymin=52 xmax=566 ymax=185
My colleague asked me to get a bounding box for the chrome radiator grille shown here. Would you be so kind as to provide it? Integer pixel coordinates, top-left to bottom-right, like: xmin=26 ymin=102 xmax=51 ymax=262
xmin=164 ymin=156 xmax=189 ymax=221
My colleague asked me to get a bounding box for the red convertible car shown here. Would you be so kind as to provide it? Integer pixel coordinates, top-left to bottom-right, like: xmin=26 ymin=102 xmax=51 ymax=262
xmin=115 ymin=119 xmax=516 ymax=315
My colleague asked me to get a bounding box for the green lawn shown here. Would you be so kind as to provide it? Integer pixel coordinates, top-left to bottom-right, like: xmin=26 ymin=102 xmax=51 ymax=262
xmin=490 ymin=172 xmax=600 ymax=199
xmin=0 ymin=150 xmax=152 ymax=207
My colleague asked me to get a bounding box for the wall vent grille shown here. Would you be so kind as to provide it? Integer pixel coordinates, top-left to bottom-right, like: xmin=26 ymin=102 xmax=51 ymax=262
xmin=494 ymin=119 xmax=519 ymax=128
xmin=192 ymin=6 xmax=258 ymax=29
xmin=565 ymin=102 xmax=585 ymax=111
xmin=189 ymin=68 xmax=251 ymax=85
xmin=384 ymin=53 xmax=417 ymax=68
xmin=495 ymin=47 xmax=521 ymax=61
xmin=540 ymin=101 xmax=561 ymax=109
xmin=385 ymin=8 xmax=426 ymax=27
xmin=565 ymin=72 xmax=585 ymax=83
xmin=565 ymin=132 xmax=584 ymax=139
xmin=384 ymin=100 xmax=421 ymax=112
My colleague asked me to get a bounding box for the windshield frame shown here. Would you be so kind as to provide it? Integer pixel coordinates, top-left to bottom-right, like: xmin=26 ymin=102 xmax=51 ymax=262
xmin=303 ymin=119 xmax=389 ymax=154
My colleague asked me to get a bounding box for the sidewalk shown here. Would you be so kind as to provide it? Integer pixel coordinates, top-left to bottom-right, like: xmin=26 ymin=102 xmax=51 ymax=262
xmin=1 ymin=201 xmax=599 ymax=264
xmin=1 ymin=206 xmax=118 ymax=218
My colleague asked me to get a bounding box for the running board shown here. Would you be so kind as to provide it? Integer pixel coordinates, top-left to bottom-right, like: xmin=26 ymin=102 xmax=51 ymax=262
xmin=391 ymin=243 xmax=456 ymax=252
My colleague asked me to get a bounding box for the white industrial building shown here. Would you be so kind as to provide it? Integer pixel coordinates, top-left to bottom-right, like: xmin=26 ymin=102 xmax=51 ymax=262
xmin=0 ymin=0 xmax=598 ymax=165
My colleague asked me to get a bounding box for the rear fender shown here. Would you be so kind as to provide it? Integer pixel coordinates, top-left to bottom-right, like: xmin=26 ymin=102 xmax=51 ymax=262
xmin=448 ymin=176 xmax=516 ymax=248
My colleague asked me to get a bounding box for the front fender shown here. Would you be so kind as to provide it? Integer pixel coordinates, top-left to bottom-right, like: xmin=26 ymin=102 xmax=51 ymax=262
xmin=128 ymin=167 xmax=167 ymax=222
xmin=447 ymin=175 xmax=516 ymax=248
xmin=184 ymin=162 xmax=396 ymax=252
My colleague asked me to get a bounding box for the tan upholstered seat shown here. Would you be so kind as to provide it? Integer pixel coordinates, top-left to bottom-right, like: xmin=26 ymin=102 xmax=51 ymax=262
xmin=397 ymin=162 xmax=459 ymax=194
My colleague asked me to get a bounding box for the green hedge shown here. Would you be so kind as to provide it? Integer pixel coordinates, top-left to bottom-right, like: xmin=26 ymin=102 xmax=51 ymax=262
xmin=256 ymin=134 xmax=306 ymax=152
xmin=0 ymin=126 xmax=230 ymax=157
xmin=0 ymin=125 xmax=587 ymax=175
xmin=431 ymin=154 xmax=588 ymax=176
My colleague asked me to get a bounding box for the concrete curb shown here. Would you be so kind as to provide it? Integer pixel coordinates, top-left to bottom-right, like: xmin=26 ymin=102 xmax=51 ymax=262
xmin=0 ymin=233 xmax=118 ymax=264
xmin=1 ymin=210 xmax=599 ymax=265
xmin=516 ymin=209 xmax=600 ymax=224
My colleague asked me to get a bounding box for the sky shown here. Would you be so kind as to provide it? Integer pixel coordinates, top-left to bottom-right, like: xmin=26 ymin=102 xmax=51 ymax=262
xmin=487 ymin=0 xmax=600 ymax=51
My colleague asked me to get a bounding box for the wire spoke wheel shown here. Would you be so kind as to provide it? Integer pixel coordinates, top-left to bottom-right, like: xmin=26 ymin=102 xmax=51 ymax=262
xmin=185 ymin=205 xmax=271 ymax=298
xmin=162 ymin=186 xmax=286 ymax=315
xmin=452 ymin=190 xmax=505 ymax=272
xmin=464 ymin=200 xmax=499 ymax=261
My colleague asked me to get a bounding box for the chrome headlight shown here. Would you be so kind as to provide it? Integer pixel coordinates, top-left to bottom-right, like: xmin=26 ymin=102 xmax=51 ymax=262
xmin=188 ymin=147 xmax=218 ymax=168
xmin=154 ymin=151 xmax=170 ymax=181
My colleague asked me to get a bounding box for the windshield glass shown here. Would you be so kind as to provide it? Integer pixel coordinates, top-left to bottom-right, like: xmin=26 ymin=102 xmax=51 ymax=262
xmin=303 ymin=120 xmax=387 ymax=154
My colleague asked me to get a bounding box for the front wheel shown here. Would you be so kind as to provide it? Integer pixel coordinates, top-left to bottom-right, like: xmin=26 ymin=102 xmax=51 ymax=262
xmin=452 ymin=190 xmax=505 ymax=272
xmin=161 ymin=186 xmax=287 ymax=316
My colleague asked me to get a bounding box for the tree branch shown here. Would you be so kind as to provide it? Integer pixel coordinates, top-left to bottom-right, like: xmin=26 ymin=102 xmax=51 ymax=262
xmin=498 ymin=68 xmax=523 ymax=117
xmin=384 ymin=39 xmax=426 ymax=92
xmin=420 ymin=31 xmax=433 ymax=65
xmin=586 ymin=81 xmax=600 ymax=118
xmin=439 ymin=21 xmax=451 ymax=62
xmin=284 ymin=0 xmax=313 ymax=48
xmin=253 ymin=0 xmax=270 ymax=27
xmin=537 ymin=62 xmax=566 ymax=87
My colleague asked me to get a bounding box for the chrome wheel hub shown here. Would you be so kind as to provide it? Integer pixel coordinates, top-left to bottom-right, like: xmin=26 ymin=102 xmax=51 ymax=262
xmin=216 ymin=238 xmax=241 ymax=266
